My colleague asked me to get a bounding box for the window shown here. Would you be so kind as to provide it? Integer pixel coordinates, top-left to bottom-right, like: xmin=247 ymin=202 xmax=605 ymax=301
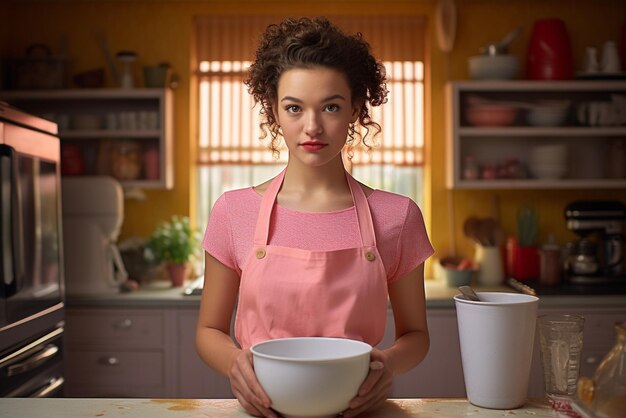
xmin=194 ymin=15 xmax=425 ymax=228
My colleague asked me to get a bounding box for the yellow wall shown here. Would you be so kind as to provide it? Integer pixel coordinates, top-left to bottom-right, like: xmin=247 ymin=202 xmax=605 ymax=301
xmin=4 ymin=0 xmax=626 ymax=270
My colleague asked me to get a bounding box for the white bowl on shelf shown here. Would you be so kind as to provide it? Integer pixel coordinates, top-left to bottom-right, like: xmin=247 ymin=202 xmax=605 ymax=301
xmin=468 ymin=55 xmax=520 ymax=80
xmin=526 ymin=101 xmax=570 ymax=127
xmin=251 ymin=337 xmax=371 ymax=418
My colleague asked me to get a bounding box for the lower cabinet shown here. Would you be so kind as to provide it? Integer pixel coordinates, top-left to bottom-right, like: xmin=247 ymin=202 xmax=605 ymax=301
xmin=64 ymin=308 xmax=175 ymax=397
xmin=176 ymin=309 xmax=233 ymax=398
xmin=65 ymin=304 xmax=625 ymax=399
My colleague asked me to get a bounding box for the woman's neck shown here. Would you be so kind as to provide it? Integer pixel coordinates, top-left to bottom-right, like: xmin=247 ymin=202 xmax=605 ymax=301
xmin=278 ymin=157 xmax=354 ymax=212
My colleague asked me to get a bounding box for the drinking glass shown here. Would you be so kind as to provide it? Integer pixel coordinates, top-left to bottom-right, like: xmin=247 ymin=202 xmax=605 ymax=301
xmin=537 ymin=314 xmax=585 ymax=398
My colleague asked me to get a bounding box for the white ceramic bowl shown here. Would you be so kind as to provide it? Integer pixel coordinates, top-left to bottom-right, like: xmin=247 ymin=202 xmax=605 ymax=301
xmin=468 ymin=55 xmax=520 ymax=80
xmin=251 ymin=337 xmax=372 ymax=418
xmin=526 ymin=103 xmax=570 ymax=127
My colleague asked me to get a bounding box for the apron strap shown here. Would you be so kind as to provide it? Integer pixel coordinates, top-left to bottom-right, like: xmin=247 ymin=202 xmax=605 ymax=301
xmin=345 ymin=173 xmax=376 ymax=247
xmin=253 ymin=168 xmax=376 ymax=247
xmin=253 ymin=168 xmax=285 ymax=246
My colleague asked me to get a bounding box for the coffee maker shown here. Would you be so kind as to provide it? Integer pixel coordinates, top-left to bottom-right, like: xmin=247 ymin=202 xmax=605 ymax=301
xmin=564 ymin=200 xmax=626 ymax=284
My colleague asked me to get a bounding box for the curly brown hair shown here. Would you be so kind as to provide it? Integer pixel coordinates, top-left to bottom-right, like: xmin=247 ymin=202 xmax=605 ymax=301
xmin=245 ymin=16 xmax=388 ymax=158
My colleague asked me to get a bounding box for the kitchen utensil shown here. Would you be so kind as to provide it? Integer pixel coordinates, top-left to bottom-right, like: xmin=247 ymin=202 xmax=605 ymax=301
xmin=479 ymin=27 xmax=522 ymax=56
xmin=468 ymin=54 xmax=520 ymax=80
xmin=507 ymin=278 xmax=537 ymax=296
xmin=251 ymin=337 xmax=371 ymax=418
xmin=527 ymin=18 xmax=574 ymax=80
xmin=458 ymin=285 xmax=480 ymax=301
xmin=454 ymin=292 xmax=539 ymax=409
xmin=463 ymin=216 xmax=482 ymax=245
xmin=94 ymin=31 xmax=119 ymax=84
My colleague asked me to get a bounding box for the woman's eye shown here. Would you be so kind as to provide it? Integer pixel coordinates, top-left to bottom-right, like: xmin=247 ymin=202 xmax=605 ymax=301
xmin=285 ymin=104 xmax=300 ymax=113
xmin=325 ymin=104 xmax=340 ymax=112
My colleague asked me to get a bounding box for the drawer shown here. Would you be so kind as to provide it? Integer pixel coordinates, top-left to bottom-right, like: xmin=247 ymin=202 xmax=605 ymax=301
xmin=65 ymin=309 xmax=164 ymax=348
xmin=64 ymin=350 xmax=165 ymax=390
xmin=582 ymin=312 xmax=626 ymax=350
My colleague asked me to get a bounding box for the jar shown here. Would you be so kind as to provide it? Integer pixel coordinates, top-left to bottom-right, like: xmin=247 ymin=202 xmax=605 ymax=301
xmin=578 ymin=322 xmax=626 ymax=416
xmin=111 ymin=141 xmax=142 ymax=180
xmin=463 ymin=155 xmax=479 ymax=180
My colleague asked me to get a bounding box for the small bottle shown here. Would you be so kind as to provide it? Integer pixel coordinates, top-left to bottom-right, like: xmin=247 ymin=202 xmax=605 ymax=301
xmin=463 ymin=155 xmax=479 ymax=180
xmin=539 ymin=234 xmax=562 ymax=286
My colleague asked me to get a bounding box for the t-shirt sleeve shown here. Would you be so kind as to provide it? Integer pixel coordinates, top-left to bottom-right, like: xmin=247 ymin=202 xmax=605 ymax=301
xmin=202 ymin=193 xmax=237 ymax=271
xmin=388 ymin=200 xmax=435 ymax=283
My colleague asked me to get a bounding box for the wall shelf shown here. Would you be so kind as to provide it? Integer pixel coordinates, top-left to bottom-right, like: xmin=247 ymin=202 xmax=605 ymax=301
xmin=446 ymin=81 xmax=626 ymax=190
xmin=0 ymin=88 xmax=174 ymax=190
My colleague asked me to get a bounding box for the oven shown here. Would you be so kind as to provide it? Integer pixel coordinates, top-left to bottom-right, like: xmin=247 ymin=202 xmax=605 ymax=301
xmin=0 ymin=101 xmax=65 ymax=397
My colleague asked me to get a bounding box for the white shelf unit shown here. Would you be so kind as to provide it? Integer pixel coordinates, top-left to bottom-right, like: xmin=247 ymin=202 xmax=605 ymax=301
xmin=0 ymin=88 xmax=173 ymax=189
xmin=446 ymin=80 xmax=626 ymax=190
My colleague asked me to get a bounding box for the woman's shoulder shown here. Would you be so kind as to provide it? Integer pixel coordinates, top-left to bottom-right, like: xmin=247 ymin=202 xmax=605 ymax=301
xmin=211 ymin=187 xmax=259 ymax=214
xmin=370 ymin=189 xmax=418 ymax=210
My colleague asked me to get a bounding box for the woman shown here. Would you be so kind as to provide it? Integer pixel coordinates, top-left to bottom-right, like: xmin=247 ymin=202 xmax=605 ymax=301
xmin=196 ymin=17 xmax=434 ymax=418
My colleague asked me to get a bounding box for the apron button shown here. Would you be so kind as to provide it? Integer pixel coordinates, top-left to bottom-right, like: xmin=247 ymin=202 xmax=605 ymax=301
xmin=256 ymin=249 xmax=266 ymax=259
xmin=365 ymin=251 xmax=376 ymax=261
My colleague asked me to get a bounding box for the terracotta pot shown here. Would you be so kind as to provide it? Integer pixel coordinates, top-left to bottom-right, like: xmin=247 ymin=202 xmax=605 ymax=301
xmin=526 ymin=18 xmax=574 ymax=80
xmin=166 ymin=263 xmax=187 ymax=287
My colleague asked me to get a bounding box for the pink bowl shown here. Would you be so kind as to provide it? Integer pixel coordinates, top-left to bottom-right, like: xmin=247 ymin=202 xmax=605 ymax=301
xmin=466 ymin=105 xmax=518 ymax=127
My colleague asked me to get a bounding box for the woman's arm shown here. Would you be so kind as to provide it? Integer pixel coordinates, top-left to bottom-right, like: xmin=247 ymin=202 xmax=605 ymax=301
xmin=384 ymin=262 xmax=430 ymax=373
xmin=196 ymin=252 xmax=275 ymax=418
xmin=344 ymin=264 xmax=429 ymax=417
xmin=195 ymin=252 xmax=241 ymax=375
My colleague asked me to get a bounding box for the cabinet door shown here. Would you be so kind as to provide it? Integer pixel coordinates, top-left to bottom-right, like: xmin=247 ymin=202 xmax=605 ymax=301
xmin=176 ymin=309 xmax=233 ymax=398
xmin=382 ymin=309 xmax=466 ymax=398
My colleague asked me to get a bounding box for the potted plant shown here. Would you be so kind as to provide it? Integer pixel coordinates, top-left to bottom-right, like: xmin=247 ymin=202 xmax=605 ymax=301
xmin=144 ymin=215 xmax=201 ymax=287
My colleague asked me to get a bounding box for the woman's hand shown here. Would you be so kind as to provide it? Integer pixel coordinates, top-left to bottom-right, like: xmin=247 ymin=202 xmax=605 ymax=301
xmin=228 ymin=349 xmax=277 ymax=418
xmin=343 ymin=348 xmax=393 ymax=418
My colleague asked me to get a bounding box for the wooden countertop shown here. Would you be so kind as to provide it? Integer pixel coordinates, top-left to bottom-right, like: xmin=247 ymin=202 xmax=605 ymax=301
xmin=0 ymin=398 xmax=553 ymax=418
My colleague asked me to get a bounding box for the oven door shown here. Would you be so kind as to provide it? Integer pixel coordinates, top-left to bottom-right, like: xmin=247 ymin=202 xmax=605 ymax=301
xmin=0 ymin=325 xmax=64 ymax=397
xmin=0 ymin=121 xmax=63 ymax=330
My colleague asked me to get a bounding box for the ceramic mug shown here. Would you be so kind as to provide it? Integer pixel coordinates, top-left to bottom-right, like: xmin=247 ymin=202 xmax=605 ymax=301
xmin=601 ymin=41 xmax=621 ymax=73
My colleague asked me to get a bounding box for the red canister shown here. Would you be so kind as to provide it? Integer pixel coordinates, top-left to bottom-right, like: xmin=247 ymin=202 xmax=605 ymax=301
xmin=526 ymin=18 xmax=574 ymax=80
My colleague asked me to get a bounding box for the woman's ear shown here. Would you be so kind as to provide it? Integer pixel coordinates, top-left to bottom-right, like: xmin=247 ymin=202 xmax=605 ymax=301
xmin=351 ymin=99 xmax=364 ymax=123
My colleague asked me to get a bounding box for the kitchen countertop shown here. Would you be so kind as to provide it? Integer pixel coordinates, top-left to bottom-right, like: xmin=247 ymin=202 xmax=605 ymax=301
xmin=65 ymin=277 xmax=626 ymax=309
xmin=0 ymin=398 xmax=553 ymax=418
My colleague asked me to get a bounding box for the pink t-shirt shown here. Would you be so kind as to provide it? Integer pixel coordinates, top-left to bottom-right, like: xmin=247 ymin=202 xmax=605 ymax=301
xmin=203 ymin=187 xmax=434 ymax=283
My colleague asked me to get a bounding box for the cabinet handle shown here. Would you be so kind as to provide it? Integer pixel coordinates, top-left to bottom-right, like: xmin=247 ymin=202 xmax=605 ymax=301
xmin=114 ymin=319 xmax=133 ymax=329
xmin=99 ymin=356 xmax=120 ymax=366
xmin=585 ymin=356 xmax=599 ymax=365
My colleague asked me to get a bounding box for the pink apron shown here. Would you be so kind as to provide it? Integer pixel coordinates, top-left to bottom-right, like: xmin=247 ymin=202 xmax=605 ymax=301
xmin=235 ymin=169 xmax=388 ymax=349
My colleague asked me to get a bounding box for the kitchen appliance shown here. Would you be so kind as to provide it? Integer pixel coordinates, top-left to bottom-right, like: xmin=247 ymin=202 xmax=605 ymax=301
xmin=564 ymin=200 xmax=626 ymax=284
xmin=0 ymin=102 xmax=65 ymax=397
xmin=61 ymin=176 xmax=127 ymax=295
xmin=526 ymin=18 xmax=574 ymax=80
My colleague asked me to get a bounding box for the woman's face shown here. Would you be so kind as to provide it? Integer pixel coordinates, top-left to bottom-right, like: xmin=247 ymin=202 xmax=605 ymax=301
xmin=274 ymin=66 xmax=359 ymax=168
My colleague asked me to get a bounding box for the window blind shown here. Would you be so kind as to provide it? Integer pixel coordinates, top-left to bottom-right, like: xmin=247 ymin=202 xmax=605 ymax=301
xmin=194 ymin=14 xmax=425 ymax=166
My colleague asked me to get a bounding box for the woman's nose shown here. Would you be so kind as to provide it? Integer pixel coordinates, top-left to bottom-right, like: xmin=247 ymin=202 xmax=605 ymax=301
xmin=304 ymin=112 xmax=323 ymax=136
